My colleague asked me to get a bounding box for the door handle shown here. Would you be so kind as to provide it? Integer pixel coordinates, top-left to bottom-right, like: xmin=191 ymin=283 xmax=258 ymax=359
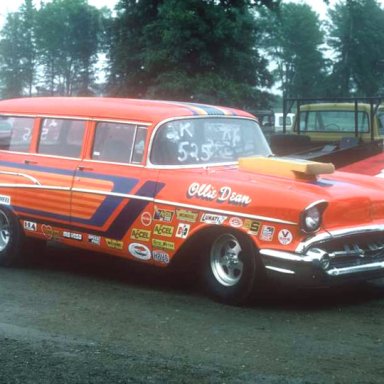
xmin=77 ymin=165 xmax=93 ymax=171
xmin=24 ymin=159 xmax=37 ymax=165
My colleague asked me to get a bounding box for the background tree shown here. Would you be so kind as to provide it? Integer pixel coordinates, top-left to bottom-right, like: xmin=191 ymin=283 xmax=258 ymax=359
xmin=0 ymin=0 xmax=36 ymax=98
xmin=34 ymin=0 xmax=103 ymax=95
xmin=326 ymin=0 xmax=384 ymax=96
xmin=260 ymin=2 xmax=326 ymax=98
xmin=107 ymin=0 xmax=273 ymax=109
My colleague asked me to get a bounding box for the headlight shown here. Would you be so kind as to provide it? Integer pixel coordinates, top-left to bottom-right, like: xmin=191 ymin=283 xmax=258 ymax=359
xmin=300 ymin=201 xmax=328 ymax=234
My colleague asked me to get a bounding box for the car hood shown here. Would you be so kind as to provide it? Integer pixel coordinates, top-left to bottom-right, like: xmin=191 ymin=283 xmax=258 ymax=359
xmin=196 ymin=157 xmax=384 ymax=229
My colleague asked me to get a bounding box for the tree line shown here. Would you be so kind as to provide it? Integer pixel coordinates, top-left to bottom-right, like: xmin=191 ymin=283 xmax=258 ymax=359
xmin=0 ymin=0 xmax=383 ymax=110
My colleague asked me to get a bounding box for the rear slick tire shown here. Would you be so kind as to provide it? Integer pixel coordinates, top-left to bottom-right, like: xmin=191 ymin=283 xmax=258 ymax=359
xmin=203 ymin=230 xmax=258 ymax=305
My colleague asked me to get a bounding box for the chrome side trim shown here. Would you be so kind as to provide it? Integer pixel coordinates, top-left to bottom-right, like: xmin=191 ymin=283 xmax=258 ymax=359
xmin=0 ymin=171 xmax=41 ymax=185
xmin=260 ymin=249 xmax=322 ymax=262
xmin=0 ymin=181 xmax=296 ymax=225
xmin=265 ymin=265 xmax=295 ymax=275
xmin=71 ymin=188 xmax=154 ymax=202
xmin=326 ymin=261 xmax=384 ymax=276
xmin=0 ymin=183 xmax=69 ymax=191
xmin=296 ymin=225 xmax=384 ymax=253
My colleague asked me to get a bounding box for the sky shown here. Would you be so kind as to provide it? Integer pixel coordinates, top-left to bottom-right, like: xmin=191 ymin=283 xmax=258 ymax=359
xmin=0 ymin=1 xmax=332 ymax=22
xmin=1 ymin=0 xmax=384 ymax=21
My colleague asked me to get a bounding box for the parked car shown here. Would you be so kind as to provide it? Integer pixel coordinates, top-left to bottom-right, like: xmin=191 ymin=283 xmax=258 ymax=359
xmin=270 ymin=98 xmax=384 ymax=168
xmin=1 ymin=97 xmax=384 ymax=305
xmin=274 ymin=112 xmax=295 ymax=132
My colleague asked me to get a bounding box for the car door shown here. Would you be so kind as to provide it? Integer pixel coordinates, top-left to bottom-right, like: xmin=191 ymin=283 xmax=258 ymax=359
xmin=70 ymin=121 xmax=159 ymax=260
xmin=15 ymin=117 xmax=86 ymax=239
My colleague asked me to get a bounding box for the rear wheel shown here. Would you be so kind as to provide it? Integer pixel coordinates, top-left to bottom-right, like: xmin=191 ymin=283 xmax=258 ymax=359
xmin=0 ymin=207 xmax=23 ymax=266
xmin=203 ymin=230 xmax=258 ymax=305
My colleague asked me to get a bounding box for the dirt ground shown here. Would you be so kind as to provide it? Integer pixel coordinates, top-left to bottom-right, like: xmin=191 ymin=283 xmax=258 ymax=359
xmin=0 ymin=244 xmax=383 ymax=384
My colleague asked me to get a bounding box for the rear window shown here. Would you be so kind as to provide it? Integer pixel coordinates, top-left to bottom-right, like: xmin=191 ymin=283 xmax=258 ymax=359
xmin=0 ymin=116 xmax=34 ymax=152
xmin=299 ymin=110 xmax=369 ymax=132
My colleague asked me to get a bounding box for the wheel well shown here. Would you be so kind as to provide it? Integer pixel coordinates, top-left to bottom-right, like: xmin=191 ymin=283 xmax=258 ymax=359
xmin=170 ymin=226 xmax=258 ymax=270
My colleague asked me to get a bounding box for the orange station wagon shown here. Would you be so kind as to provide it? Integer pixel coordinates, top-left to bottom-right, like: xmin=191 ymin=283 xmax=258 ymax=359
xmin=1 ymin=97 xmax=384 ymax=305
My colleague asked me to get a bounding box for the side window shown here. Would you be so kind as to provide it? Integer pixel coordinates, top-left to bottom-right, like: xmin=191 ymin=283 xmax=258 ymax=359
xmin=0 ymin=116 xmax=34 ymax=152
xmin=92 ymin=122 xmax=141 ymax=164
xmin=37 ymin=118 xmax=85 ymax=158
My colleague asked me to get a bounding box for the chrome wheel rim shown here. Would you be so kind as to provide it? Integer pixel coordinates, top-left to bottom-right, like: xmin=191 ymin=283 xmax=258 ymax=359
xmin=210 ymin=233 xmax=244 ymax=287
xmin=0 ymin=210 xmax=10 ymax=252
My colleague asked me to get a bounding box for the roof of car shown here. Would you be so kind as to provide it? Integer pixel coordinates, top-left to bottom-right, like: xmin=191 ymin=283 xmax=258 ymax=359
xmin=0 ymin=97 xmax=253 ymax=122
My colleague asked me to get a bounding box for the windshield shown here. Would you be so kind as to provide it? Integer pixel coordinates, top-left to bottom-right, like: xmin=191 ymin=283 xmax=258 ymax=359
xmin=150 ymin=117 xmax=271 ymax=166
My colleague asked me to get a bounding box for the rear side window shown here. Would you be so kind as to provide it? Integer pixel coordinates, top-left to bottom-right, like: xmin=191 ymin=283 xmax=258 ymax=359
xmin=0 ymin=116 xmax=34 ymax=152
xmin=92 ymin=122 xmax=147 ymax=164
xmin=37 ymin=118 xmax=85 ymax=158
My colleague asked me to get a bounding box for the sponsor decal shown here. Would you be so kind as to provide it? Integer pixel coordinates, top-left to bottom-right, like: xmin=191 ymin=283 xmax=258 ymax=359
xmin=0 ymin=195 xmax=11 ymax=205
xmin=152 ymin=239 xmax=175 ymax=251
xmin=23 ymin=221 xmax=37 ymax=232
xmin=278 ymin=229 xmax=293 ymax=245
xmin=176 ymin=223 xmax=190 ymax=239
xmin=106 ymin=238 xmax=124 ymax=250
xmin=63 ymin=231 xmax=82 ymax=241
xmin=152 ymin=250 xmax=170 ymax=264
xmin=42 ymin=224 xmax=54 ymax=240
xmin=187 ymin=182 xmax=251 ymax=206
xmin=131 ymin=228 xmax=151 ymax=242
xmin=244 ymin=219 xmax=260 ymax=235
xmin=141 ymin=211 xmax=152 ymax=227
xmin=153 ymin=207 xmax=174 ymax=222
xmin=88 ymin=234 xmax=101 ymax=246
xmin=229 ymin=217 xmax=243 ymax=228
xmin=128 ymin=243 xmax=151 ymax=260
xmin=201 ymin=213 xmax=227 ymax=225
xmin=153 ymin=224 xmax=174 ymax=237
xmin=260 ymin=225 xmax=275 ymax=241
xmin=176 ymin=209 xmax=198 ymax=223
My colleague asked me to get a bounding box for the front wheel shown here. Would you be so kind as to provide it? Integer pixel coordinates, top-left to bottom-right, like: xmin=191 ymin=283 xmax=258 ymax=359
xmin=203 ymin=231 xmax=259 ymax=305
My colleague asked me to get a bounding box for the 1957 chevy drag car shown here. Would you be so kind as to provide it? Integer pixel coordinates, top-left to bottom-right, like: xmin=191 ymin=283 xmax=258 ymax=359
xmin=0 ymin=97 xmax=384 ymax=305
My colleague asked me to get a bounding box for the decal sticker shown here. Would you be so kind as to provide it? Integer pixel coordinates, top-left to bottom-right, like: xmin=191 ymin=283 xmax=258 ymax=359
xmin=106 ymin=238 xmax=124 ymax=250
xmin=141 ymin=212 xmax=152 ymax=227
xmin=153 ymin=224 xmax=174 ymax=237
xmin=130 ymin=228 xmax=151 ymax=242
xmin=229 ymin=217 xmax=243 ymax=228
xmin=88 ymin=234 xmax=101 ymax=246
xmin=153 ymin=207 xmax=174 ymax=222
xmin=23 ymin=221 xmax=37 ymax=232
xmin=42 ymin=224 xmax=54 ymax=240
xmin=176 ymin=223 xmax=190 ymax=239
xmin=128 ymin=243 xmax=151 ymax=260
xmin=201 ymin=213 xmax=227 ymax=225
xmin=260 ymin=225 xmax=275 ymax=241
xmin=244 ymin=219 xmax=260 ymax=235
xmin=278 ymin=229 xmax=293 ymax=245
xmin=176 ymin=209 xmax=198 ymax=223
xmin=63 ymin=231 xmax=83 ymax=241
xmin=152 ymin=250 xmax=170 ymax=264
xmin=187 ymin=182 xmax=251 ymax=206
xmin=152 ymin=239 xmax=175 ymax=251
xmin=0 ymin=195 xmax=11 ymax=205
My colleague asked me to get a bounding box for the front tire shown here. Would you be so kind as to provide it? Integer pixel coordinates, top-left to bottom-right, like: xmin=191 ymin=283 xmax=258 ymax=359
xmin=203 ymin=230 xmax=258 ymax=305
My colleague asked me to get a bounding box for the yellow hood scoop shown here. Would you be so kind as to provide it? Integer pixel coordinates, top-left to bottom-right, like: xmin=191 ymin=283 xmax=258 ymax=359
xmin=238 ymin=156 xmax=335 ymax=179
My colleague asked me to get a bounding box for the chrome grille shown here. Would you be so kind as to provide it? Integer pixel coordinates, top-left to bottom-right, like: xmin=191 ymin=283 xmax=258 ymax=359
xmin=309 ymin=235 xmax=384 ymax=269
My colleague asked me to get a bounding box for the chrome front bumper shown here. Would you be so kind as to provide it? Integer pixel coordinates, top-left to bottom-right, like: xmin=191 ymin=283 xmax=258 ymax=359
xmin=260 ymin=225 xmax=384 ymax=285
